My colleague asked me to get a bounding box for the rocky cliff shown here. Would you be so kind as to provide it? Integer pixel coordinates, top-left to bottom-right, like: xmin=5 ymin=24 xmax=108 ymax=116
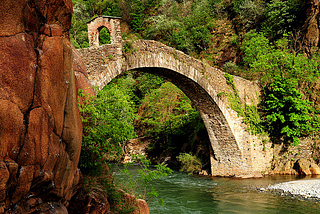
xmin=0 ymin=0 xmax=83 ymax=212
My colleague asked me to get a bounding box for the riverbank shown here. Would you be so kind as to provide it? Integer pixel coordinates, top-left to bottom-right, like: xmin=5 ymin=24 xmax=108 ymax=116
xmin=260 ymin=179 xmax=320 ymax=201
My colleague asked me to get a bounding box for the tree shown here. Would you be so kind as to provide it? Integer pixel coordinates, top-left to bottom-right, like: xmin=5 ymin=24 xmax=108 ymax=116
xmin=79 ymin=77 xmax=137 ymax=174
xmin=241 ymin=31 xmax=320 ymax=84
xmin=261 ymin=75 xmax=313 ymax=146
xmin=261 ymin=0 xmax=301 ymax=40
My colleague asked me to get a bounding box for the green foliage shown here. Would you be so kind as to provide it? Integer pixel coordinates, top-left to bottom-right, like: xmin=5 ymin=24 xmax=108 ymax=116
xmin=122 ymin=155 xmax=173 ymax=203
xmin=244 ymin=105 xmax=265 ymax=135
xmin=99 ymin=27 xmax=111 ymax=45
xmin=138 ymin=82 xmax=206 ymax=154
xmin=123 ymin=41 xmax=133 ymax=53
xmin=79 ymin=77 xmax=137 ymax=175
xmin=261 ymin=75 xmax=313 ymax=146
xmin=223 ymin=61 xmax=239 ymax=75
xmin=129 ymin=0 xmax=145 ymax=32
xmin=177 ymin=153 xmax=202 ymax=174
xmin=236 ymin=0 xmax=264 ymax=29
xmin=135 ymin=73 xmax=164 ymax=97
xmin=241 ymin=31 xmax=320 ymax=145
xmin=224 ymin=73 xmax=245 ymax=117
xmin=239 ymin=0 xmax=264 ymax=28
xmin=228 ymin=92 xmax=245 ymax=117
xmin=241 ymin=31 xmax=272 ymax=68
xmin=80 ymin=0 xmax=121 ymax=17
xmin=224 ymin=73 xmax=237 ymax=92
xmin=261 ymin=0 xmax=301 ymax=39
xmin=145 ymin=0 xmax=213 ymax=55
xmin=70 ymin=0 xmax=91 ymax=48
xmin=241 ymin=31 xmax=320 ymax=84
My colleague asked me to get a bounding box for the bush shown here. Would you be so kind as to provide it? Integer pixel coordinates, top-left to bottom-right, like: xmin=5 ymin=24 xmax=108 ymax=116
xmin=261 ymin=75 xmax=313 ymax=146
xmin=122 ymin=154 xmax=173 ymax=203
xmin=79 ymin=77 xmax=137 ymax=175
xmin=177 ymin=153 xmax=202 ymax=174
xmin=241 ymin=31 xmax=320 ymax=84
xmin=223 ymin=61 xmax=239 ymax=75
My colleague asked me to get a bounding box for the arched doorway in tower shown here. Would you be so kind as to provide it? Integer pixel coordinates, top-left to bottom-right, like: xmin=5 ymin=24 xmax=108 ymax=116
xmin=98 ymin=26 xmax=111 ymax=45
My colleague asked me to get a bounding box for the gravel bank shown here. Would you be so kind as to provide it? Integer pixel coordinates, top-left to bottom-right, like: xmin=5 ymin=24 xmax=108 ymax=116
xmin=260 ymin=179 xmax=320 ymax=201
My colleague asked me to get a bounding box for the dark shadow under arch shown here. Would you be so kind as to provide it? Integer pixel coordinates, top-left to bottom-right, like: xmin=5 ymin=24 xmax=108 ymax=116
xmin=105 ymin=69 xmax=213 ymax=173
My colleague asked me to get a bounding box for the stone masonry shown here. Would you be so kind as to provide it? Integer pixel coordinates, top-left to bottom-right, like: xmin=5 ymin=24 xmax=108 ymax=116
xmin=78 ymin=17 xmax=273 ymax=177
xmin=88 ymin=16 xmax=121 ymax=47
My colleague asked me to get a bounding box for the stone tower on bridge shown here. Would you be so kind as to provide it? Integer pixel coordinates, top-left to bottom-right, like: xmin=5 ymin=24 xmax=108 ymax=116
xmin=87 ymin=16 xmax=122 ymax=47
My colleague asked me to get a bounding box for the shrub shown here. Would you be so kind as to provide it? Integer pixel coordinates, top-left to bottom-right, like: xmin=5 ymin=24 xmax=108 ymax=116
xmin=241 ymin=31 xmax=320 ymax=84
xmin=79 ymin=77 xmax=137 ymax=175
xmin=99 ymin=27 xmax=111 ymax=45
xmin=261 ymin=75 xmax=313 ymax=146
xmin=223 ymin=61 xmax=239 ymax=75
xmin=122 ymin=155 xmax=173 ymax=204
xmin=177 ymin=153 xmax=202 ymax=174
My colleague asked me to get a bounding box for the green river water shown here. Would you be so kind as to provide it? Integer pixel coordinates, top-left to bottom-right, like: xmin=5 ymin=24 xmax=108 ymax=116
xmin=113 ymin=166 xmax=320 ymax=214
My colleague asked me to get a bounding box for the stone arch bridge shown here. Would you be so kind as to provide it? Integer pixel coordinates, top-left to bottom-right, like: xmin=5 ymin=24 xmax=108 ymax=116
xmin=77 ymin=17 xmax=272 ymax=177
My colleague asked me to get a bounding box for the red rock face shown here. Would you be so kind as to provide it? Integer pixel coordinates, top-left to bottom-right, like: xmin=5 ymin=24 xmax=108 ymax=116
xmin=301 ymin=0 xmax=320 ymax=55
xmin=0 ymin=0 xmax=83 ymax=212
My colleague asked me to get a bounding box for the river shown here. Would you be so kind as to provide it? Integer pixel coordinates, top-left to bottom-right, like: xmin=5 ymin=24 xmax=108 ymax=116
xmin=113 ymin=165 xmax=320 ymax=213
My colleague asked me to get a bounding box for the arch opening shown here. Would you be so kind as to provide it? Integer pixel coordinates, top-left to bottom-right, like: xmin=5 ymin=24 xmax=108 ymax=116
xmin=80 ymin=70 xmax=212 ymax=174
xmin=98 ymin=26 xmax=111 ymax=45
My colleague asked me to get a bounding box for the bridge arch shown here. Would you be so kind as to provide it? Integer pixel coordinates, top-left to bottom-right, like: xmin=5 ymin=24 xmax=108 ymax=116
xmin=78 ymin=40 xmax=271 ymax=177
xmin=123 ymin=40 xmax=250 ymax=176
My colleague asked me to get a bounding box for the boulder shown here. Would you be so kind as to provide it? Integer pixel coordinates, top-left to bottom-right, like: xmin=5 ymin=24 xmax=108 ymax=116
xmin=295 ymin=159 xmax=312 ymax=175
xmin=310 ymin=163 xmax=320 ymax=174
xmin=135 ymin=199 xmax=150 ymax=214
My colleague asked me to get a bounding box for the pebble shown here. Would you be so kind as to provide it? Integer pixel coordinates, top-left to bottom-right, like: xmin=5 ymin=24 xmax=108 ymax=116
xmin=263 ymin=179 xmax=320 ymax=200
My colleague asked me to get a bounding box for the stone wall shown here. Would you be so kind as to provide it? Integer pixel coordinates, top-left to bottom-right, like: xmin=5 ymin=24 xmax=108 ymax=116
xmin=79 ymin=39 xmax=274 ymax=177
